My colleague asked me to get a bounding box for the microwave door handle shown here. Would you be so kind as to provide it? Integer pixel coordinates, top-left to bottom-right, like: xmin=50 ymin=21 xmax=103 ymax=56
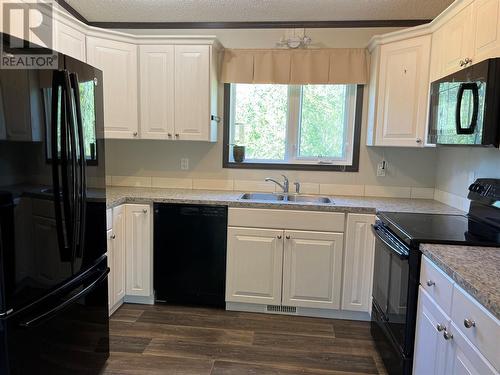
xmin=69 ymin=72 xmax=87 ymax=257
xmin=371 ymin=224 xmax=409 ymax=260
xmin=455 ymin=83 xmax=479 ymax=135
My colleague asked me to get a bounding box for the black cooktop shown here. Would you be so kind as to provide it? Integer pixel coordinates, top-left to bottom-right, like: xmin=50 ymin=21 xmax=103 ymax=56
xmin=377 ymin=212 xmax=500 ymax=247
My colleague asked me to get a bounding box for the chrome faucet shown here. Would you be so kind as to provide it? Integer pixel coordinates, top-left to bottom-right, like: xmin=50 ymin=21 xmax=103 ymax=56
xmin=265 ymin=175 xmax=289 ymax=194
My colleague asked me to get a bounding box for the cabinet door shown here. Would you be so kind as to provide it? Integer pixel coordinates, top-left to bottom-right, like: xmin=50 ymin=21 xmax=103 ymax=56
xmin=445 ymin=322 xmax=497 ymax=375
xmin=441 ymin=5 xmax=474 ymax=76
xmin=112 ymin=205 xmax=126 ymax=304
xmin=139 ymin=45 xmax=175 ymax=139
xmin=106 ymin=228 xmax=114 ymax=313
xmin=174 ymin=45 xmax=210 ymax=141
xmin=55 ymin=20 xmax=86 ymax=61
xmin=226 ymin=227 xmax=283 ymax=305
xmin=125 ymin=204 xmax=152 ymax=297
xmin=375 ymin=35 xmax=431 ymax=147
xmin=86 ymin=36 xmax=138 ymax=139
xmin=413 ymin=287 xmax=450 ymax=375
xmin=282 ymin=230 xmax=343 ymax=310
xmin=472 ymin=0 xmax=500 ymax=63
xmin=342 ymin=214 xmax=375 ymax=312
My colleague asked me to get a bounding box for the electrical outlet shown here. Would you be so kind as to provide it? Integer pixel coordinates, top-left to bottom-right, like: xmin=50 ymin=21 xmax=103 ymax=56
xmin=180 ymin=158 xmax=189 ymax=170
xmin=377 ymin=161 xmax=387 ymax=177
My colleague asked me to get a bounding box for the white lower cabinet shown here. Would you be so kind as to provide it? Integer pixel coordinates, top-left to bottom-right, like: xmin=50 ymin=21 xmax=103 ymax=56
xmin=226 ymin=227 xmax=283 ymax=305
xmin=341 ymin=214 xmax=375 ymax=312
xmin=125 ymin=204 xmax=152 ymax=298
xmin=107 ymin=204 xmax=153 ymax=315
xmin=282 ymin=230 xmax=343 ymax=310
xmin=414 ymin=256 xmax=499 ymax=374
xmin=413 ymin=287 xmax=450 ymax=375
xmin=108 ymin=205 xmax=126 ymax=315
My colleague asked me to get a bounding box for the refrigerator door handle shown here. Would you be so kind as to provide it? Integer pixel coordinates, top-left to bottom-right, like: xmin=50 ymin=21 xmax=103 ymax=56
xmin=69 ymin=72 xmax=87 ymax=258
xmin=18 ymin=268 xmax=109 ymax=328
xmin=51 ymin=71 xmax=71 ymax=261
xmin=62 ymin=70 xmax=79 ymax=266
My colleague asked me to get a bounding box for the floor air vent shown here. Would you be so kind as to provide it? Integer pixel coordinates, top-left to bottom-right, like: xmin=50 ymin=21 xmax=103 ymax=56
xmin=266 ymin=305 xmax=297 ymax=314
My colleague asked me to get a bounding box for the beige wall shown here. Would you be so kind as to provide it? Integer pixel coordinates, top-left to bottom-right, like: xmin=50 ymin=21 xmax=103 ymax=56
xmin=435 ymin=147 xmax=500 ymax=198
xmin=106 ymin=27 xmax=440 ymax=196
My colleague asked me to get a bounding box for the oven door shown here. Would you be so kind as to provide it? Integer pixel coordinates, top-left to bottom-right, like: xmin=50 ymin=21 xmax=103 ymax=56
xmin=371 ymin=222 xmax=410 ymax=353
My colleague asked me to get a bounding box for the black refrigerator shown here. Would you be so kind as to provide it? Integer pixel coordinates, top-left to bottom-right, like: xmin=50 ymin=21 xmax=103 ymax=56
xmin=0 ymin=33 xmax=109 ymax=374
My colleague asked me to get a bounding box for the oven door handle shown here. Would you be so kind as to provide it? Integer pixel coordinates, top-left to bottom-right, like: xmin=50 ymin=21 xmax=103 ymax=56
xmin=371 ymin=224 xmax=409 ymax=260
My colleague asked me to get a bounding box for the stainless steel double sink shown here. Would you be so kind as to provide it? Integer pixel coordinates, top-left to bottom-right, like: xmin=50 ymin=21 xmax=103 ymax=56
xmin=239 ymin=192 xmax=332 ymax=204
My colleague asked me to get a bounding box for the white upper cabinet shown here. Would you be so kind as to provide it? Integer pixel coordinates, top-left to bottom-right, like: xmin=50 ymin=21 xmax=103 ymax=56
xmin=342 ymin=214 xmax=375 ymax=312
xmin=430 ymin=0 xmax=500 ymax=80
xmin=368 ymin=35 xmax=431 ymax=147
xmin=86 ymin=36 xmax=138 ymax=139
xmin=282 ymin=230 xmax=343 ymax=310
xmin=174 ymin=45 xmax=215 ymax=141
xmin=472 ymin=0 xmax=500 ymax=62
xmin=139 ymin=45 xmax=175 ymax=140
xmin=226 ymin=227 xmax=284 ymax=306
xmin=440 ymin=5 xmax=474 ymax=76
xmin=54 ymin=19 xmax=86 ymax=61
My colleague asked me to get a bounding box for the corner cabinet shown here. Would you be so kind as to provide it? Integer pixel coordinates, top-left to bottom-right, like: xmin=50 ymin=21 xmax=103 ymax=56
xmin=367 ymin=34 xmax=432 ymax=147
xmin=124 ymin=204 xmax=152 ymax=300
xmin=107 ymin=203 xmax=153 ymax=316
xmin=139 ymin=43 xmax=220 ymax=142
xmin=86 ymin=36 xmax=139 ymax=139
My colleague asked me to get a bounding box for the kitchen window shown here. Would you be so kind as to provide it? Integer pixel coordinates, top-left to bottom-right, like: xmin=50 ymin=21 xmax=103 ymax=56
xmin=223 ymin=83 xmax=363 ymax=171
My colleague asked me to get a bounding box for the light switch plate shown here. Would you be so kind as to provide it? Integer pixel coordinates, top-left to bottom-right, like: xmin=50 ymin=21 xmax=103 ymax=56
xmin=181 ymin=158 xmax=189 ymax=170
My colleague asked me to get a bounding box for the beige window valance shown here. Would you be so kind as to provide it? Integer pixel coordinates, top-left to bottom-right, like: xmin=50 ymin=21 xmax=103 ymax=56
xmin=221 ymin=48 xmax=369 ymax=85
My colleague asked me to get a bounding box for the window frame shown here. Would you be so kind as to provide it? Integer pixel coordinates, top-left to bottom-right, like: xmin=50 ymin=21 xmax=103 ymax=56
xmin=222 ymin=83 xmax=364 ymax=172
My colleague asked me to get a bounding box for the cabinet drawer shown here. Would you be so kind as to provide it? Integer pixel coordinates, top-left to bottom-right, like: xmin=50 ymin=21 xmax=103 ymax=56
xmin=228 ymin=208 xmax=345 ymax=232
xmin=420 ymin=256 xmax=454 ymax=315
xmin=451 ymin=284 xmax=500 ymax=371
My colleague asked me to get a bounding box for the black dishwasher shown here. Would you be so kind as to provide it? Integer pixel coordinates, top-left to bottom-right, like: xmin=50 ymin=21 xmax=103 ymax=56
xmin=154 ymin=203 xmax=228 ymax=308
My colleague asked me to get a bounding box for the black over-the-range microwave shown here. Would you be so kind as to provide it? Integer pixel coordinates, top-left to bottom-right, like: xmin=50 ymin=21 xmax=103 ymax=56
xmin=428 ymin=58 xmax=500 ymax=147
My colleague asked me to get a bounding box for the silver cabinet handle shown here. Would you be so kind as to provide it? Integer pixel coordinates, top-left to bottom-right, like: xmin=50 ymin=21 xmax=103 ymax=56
xmin=168 ymin=133 xmax=172 ymax=137
xmin=459 ymin=59 xmax=466 ymax=67
xmin=142 ymin=209 xmax=148 ymax=214
xmin=436 ymin=324 xmax=445 ymax=332
xmin=277 ymin=235 xmax=282 ymax=239
xmin=133 ymin=132 xmax=138 ymax=136
xmin=175 ymin=134 xmax=179 ymax=138
xmin=285 ymin=235 xmax=291 ymax=240
xmin=443 ymin=331 xmax=453 ymax=340
xmin=111 ymin=234 xmax=116 ymax=240
xmin=464 ymin=57 xmax=473 ymax=65
xmin=464 ymin=319 xmax=476 ymax=329
xmin=426 ymin=280 xmax=435 ymax=287
xmin=416 ymin=138 xmax=422 ymax=144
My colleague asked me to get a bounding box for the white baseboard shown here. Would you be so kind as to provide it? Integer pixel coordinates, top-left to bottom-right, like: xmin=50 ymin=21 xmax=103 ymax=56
xmin=124 ymin=294 xmax=155 ymax=305
xmin=226 ymin=302 xmax=371 ymax=321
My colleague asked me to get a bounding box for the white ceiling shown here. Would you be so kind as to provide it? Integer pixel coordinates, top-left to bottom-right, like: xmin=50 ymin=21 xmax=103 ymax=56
xmin=64 ymin=0 xmax=455 ymax=23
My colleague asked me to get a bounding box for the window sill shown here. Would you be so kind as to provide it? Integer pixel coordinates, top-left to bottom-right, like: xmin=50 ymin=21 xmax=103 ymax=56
xmin=223 ymin=161 xmax=359 ymax=172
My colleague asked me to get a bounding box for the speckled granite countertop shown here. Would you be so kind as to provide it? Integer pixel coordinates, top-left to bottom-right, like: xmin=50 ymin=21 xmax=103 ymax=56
xmin=106 ymin=186 xmax=464 ymax=214
xmin=421 ymin=244 xmax=500 ymax=320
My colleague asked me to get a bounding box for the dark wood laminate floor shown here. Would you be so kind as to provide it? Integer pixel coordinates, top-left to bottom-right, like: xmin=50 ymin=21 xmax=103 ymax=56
xmin=104 ymin=304 xmax=387 ymax=375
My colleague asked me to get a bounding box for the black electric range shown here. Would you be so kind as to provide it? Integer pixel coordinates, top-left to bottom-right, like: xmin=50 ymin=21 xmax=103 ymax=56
xmin=370 ymin=179 xmax=500 ymax=375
